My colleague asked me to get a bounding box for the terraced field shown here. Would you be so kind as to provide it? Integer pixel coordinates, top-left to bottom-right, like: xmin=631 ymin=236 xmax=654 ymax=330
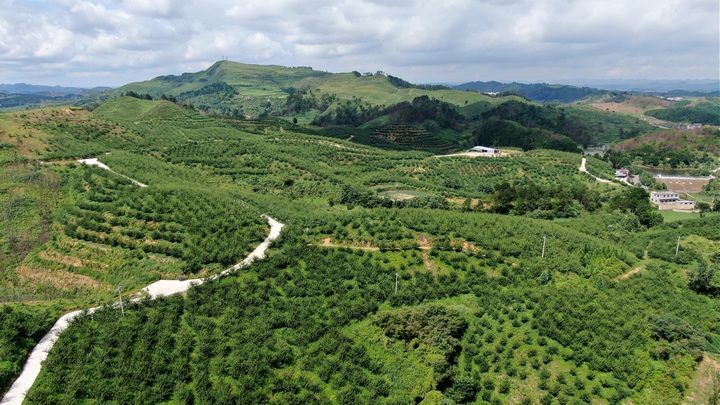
xmin=370 ymin=124 xmax=460 ymax=153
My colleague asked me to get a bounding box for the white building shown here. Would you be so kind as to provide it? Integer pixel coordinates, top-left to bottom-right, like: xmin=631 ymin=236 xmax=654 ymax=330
xmin=650 ymin=191 xmax=696 ymax=210
xmin=467 ymin=146 xmax=501 ymax=156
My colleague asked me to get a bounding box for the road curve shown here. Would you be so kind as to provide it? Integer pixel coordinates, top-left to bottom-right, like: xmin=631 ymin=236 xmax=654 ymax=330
xmin=1 ymin=215 xmax=284 ymax=405
xmin=579 ymin=157 xmax=614 ymax=184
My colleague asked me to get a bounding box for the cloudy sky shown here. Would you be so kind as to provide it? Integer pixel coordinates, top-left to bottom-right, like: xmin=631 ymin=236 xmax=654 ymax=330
xmin=1 ymin=0 xmax=718 ymax=87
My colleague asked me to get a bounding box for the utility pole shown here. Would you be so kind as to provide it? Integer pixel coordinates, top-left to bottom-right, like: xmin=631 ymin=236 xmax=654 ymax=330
xmin=675 ymin=236 xmax=681 ymax=256
xmin=395 ymin=273 xmax=399 ymax=295
xmin=542 ymin=235 xmax=547 ymax=258
xmin=117 ymin=286 xmax=124 ymax=316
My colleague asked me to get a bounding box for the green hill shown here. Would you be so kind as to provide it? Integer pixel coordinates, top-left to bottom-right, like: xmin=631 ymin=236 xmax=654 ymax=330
xmin=646 ymin=98 xmax=720 ymax=125
xmin=83 ymin=61 xmax=499 ymax=120
xmin=2 ymin=68 xmax=720 ymax=404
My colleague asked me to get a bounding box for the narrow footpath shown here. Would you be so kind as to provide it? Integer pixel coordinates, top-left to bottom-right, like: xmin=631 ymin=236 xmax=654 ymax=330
xmin=1 ymin=216 xmax=284 ymax=405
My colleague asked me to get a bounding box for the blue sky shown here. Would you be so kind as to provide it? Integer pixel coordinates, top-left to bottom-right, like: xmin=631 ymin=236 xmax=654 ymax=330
xmin=1 ymin=0 xmax=718 ymax=87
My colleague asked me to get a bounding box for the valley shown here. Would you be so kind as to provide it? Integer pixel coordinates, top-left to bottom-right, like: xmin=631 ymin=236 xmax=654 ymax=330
xmin=1 ymin=62 xmax=719 ymax=404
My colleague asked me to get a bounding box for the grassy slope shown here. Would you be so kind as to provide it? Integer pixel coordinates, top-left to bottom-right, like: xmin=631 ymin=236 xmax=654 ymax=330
xmin=118 ymin=61 xmax=502 ymax=108
xmin=589 ymin=95 xmax=672 ymax=117
xmin=313 ymin=73 xmax=502 ymax=108
xmin=588 ymin=95 xmax=720 ymax=128
xmin=120 ymin=61 xmax=327 ymax=96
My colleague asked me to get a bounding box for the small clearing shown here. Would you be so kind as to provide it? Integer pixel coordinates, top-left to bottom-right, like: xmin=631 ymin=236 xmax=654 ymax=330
xmin=17 ymin=264 xmax=104 ymax=290
xmin=684 ymin=353 xmax=720 ymax=405
xmin=318 ymin=237 xmax=379 ymax=251
xmin=615 ymin=264 xmax=645 ymax=281
xmin=416 ymin=234 xmax=432 ymax=250
xmin=421 ymin=250 xmax=438 ymax=275
xmin=378 ymin=190 xmax=431 ymax=201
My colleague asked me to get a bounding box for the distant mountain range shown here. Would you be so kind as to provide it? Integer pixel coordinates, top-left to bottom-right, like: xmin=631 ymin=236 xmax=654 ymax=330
xmin=0 ymin=83 xmax=110 ymax=96
xmin=4 ymin=73 xmax=718 ymax=106
xmin=453 ymin=80 xmax=720 ymax=103
xmin=453 ymin=82 xmax=607 ymax=103
xmin=564 ymin=79 xmax=720 ymax=93
xmin=0 ymin=84 xmax=111 ymax=110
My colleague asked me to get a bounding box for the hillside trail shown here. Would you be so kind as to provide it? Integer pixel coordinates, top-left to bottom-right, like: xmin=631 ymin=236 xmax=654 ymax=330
xmin=1 ymin=163 xmax=285 ymax=405
xmin=77 ymin=157 xmax=148 ymax=187
xmin=579 ymin=157 xmax=619 ymax=185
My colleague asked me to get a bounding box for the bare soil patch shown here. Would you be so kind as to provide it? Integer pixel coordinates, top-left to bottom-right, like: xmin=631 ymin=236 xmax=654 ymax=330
xmin=317 ymin=237 xmax=379 ymax=251
xmin=416 ymin=234 xmax=432 ymax=250
xmin=615 ymin=264 xmax=645 ymax=281
xmin=17 ymin=264 xmax=104 ymax=290
xmin=422 ymin=250 xmax=437 ymax=275
xmin=38 ymin=250 xmax=107 ymax=270
xmin=684 ymin=353 xmax=720 ymax=404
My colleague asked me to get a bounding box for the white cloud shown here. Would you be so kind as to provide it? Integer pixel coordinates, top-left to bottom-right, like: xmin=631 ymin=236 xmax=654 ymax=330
xmin=123 ymin=0 xmax=178 ymax=18
xmin=0 ymin=0 xmax=716 ymax=87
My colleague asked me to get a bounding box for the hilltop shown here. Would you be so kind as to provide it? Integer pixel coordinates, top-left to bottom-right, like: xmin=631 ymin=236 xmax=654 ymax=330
xmin=85 ymin=61 xmax=499 ymax=119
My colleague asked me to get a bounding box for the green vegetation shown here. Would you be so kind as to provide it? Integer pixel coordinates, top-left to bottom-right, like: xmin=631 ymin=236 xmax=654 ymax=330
xmin=646 ymin=100 xmax=720 ymax=125
xmin=477 ymin=100 xmax=654 ymax=147
xmin=0 ymin=305 xmax=58 ymax=395
xmin=0 ymin=67 xmax=719 ymax=403
xmin=24 ymin=210 xmax=720 ymax=403
xmin=472 ymin=119 xmax=581 ymax=153
xmin=607 ymin=127 xmax=720 ymax=169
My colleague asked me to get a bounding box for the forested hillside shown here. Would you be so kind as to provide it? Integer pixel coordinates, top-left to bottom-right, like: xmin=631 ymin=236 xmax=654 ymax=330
xmin=1 ymin=79 xmax=719 ymax=404
xmin=646 ymin=99 xmax=720 ymax=125
xmin=453 ymin=81 xmax=607 ymax=103
xmin=607 ymin=127 xmax=720 ymax=169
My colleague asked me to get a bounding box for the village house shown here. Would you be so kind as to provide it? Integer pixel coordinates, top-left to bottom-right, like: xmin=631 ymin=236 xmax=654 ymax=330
xmin=650 ymin=191 xmax=696 ymax=210
xmin=615 ymin=168 xmax=630 ymax=179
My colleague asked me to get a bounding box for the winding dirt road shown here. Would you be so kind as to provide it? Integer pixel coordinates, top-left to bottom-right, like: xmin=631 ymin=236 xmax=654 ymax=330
xmin=580 ymin=157 xmax=617 ymax=185
xmin=1 ymin=216 xmax=284 ymax=405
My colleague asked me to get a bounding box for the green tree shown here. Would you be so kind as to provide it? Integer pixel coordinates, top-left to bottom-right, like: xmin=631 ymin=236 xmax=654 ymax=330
xmin=698 ymin=202 xmax=711 ymax=217
xmin=689 ymin=262 xmax=720 ymax=295
xmin=608 ymin=187 xmax=663 ymax=228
